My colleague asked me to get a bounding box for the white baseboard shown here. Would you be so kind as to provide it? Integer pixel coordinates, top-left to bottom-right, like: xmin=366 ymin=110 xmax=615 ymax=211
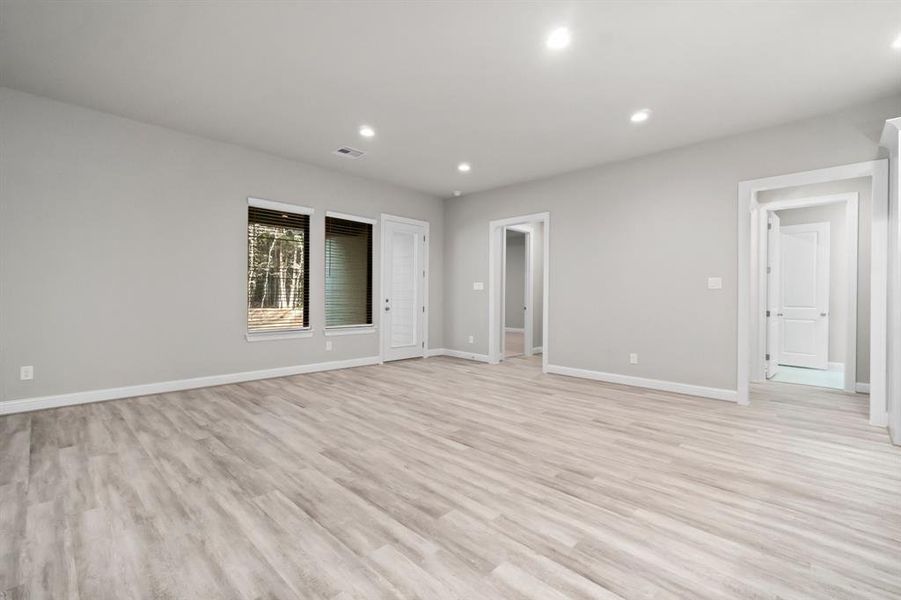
xmin=828 ymin=361 xmax=844 ymax=371
xmin=546 ymin=364 xmax=738 ymax=403
xmin=0 ymin=356 xmax=381 ymax=416
xmin=855 ymin=382 xmax=870 ymax=394
xmin=531 ymin=346 xmax=543 ymax=354
xmin=504 ymin=327 xmax=524 ymax=333
xmin=425 ymin=348 xmax=490 ymax=362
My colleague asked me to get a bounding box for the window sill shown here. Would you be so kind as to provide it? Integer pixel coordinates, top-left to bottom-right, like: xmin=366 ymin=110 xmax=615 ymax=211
xmin=246 ymin=330 xmax=313 ymax=342
xmin=324 ymin=326 xmax=376 ymax=337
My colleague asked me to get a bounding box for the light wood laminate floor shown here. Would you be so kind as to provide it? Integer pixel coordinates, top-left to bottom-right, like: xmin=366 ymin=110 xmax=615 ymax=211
xmin=504 ymin=330 xmax=524 ymax=357
xmin=1 ymin=356 xmax=899 ymax=600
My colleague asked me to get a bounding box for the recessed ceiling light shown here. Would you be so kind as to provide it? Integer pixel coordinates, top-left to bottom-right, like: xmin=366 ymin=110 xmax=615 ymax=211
xmin=546 ymin=27 xmax=571 ymax=50
xmin=453 ymin=190 xmax=462 ymax=197
xmin=359 ymin=125 xmax=375 ymax=138
xmin=630 ymin=109 xmax=652 ymax=124
xmin=457 ymin=162 xmax=471 ymax=173
xmin=892 ymin=33 xmax=901 ymax=50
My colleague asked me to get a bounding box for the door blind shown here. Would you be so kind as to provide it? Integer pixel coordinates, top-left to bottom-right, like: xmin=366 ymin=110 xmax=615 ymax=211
xmin=247 ymin=206 xmax=310 ymax=332
xmin=325 ymin=216 xmax=373 ymax=327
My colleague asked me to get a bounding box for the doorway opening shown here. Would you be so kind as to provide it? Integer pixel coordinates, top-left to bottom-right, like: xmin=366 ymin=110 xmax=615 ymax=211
xmin=488 ymin=212 xmax=549 ymax=369
xmin=738 ymin=159 xmax=889 ymax=427
xmin=503 ymin=227 xmax=528 ymax=358
xmin=761 ymin=194 xmax=858 ymax=392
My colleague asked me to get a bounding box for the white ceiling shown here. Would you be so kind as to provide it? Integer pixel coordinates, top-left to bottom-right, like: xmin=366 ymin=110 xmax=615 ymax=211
xmin=2 ymin=1 xmax=900 ymax=197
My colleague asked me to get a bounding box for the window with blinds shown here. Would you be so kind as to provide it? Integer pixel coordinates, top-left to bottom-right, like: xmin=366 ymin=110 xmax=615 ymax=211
xmin=325 ymin=216 xmax=373 ymax=328
xmin=247 ymin=206 xmax=310 ymax=333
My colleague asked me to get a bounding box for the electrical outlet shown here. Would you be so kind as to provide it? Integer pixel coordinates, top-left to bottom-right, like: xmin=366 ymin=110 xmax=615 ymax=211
xmin=325 ymin=340 xmax=333 ymax=351
xmin=468 ymin=335 xmax=474 ymax=344
xmin=19 ymin=365 xmax=34 ymax=381
xmin=707 ymin=277 xmax=723 ymax=290
xmin=472 ymin=282 xmax=484 ymax=291
xmin=629 ymin=353 xmax=638 ymax=365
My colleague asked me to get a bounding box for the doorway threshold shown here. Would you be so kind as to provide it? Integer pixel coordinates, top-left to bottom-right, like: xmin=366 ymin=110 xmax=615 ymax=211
xmin=770 ymin=364 xmax=844 ymax=390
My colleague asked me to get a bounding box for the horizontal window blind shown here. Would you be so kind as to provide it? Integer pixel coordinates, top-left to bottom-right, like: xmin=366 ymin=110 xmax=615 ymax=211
xmin=247 ymin=207 xmax=310 ymax=333
xmin=325 ymin=216 xmax=373 ymax=327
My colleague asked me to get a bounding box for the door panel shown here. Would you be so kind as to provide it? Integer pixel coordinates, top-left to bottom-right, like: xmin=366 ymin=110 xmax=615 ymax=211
xmin=382 ymin=219 xmax=425 ymax=361
xmin=389 ymin=230 xmax=416 ymax=347
xmin=779 ymin=223 xmax=830 ymax=369
xmin=766 ymin=213 xmax=781 ymax=378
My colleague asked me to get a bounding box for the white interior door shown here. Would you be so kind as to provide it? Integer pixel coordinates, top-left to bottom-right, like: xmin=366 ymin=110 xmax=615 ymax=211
xmin=382 ymin=218 xmax=426 ymax=361
xmin=780 ymin=222 xmax=830 ymax=369
xmin=766 ymin=213 xmax=781 ymax=378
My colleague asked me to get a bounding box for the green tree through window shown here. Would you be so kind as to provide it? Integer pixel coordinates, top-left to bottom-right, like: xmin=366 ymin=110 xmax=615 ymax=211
xmin=247 ymin=206 xmax=310 ymax=332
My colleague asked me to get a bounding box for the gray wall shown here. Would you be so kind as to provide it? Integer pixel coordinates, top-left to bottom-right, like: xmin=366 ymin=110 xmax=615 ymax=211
xmin=763 ymin=177 xmax=872 ymax=382
xmin=443 ymin=94 xmax=899 ymax=391
xmin=504 ymin=230 xmax=525 ymax=329
xmin=0 ymin=88 xmax=445 ymax=402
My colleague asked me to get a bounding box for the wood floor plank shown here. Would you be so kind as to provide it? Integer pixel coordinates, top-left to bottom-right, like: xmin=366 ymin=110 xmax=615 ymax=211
xmin=1 ymin=355 xmax=900 ymax=599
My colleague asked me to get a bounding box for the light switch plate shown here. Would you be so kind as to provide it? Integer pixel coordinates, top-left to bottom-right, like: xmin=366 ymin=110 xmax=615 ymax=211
xmin=707 ymin=277 xmax=723 ymax=290
xmin=473 ymin=282 xmax=484 ymax=290
xmin=20 ymin=366 xmax=33 ymax=381
xmin=629 ymin=353 xmax=638 ymax=365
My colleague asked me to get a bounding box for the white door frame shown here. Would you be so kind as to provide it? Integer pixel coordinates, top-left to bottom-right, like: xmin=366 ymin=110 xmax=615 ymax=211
xmin=738 ymin=159 xmax=888 ymax=428
xmin=379 ymin=213 xmax=429 ymax=362
xmin=501 ymin=225 xmax=534 ymax=357
xmin=760 ymin=194 xmax=858 ymax=390
xmin=523 ymin=227 xmax=534 ymax=356
xmin=489 ymin=212 xmax=550 ymax=370
xmin=765 ymin=212 xmax=782 ymax=379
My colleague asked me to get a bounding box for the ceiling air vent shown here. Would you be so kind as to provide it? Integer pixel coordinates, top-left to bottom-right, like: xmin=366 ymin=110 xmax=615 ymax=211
xmin=333 ymin=146 xmax=365 ymax=159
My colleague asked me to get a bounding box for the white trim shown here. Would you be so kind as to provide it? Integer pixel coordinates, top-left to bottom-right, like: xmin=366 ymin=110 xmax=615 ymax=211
xmin=504 ymin=327 xmax=524 ymax=333
xmin=324 ymin=326 xmax=376 ymax=336
xmin=0 ymin=356 xmax=381 ymax=416
xmin=546 ymin=364 xmax=738 ymax=403
xmin=380 ymin=213 xmax=430 ymax=227
xmin=379 ymin=214 xmax=430 ymax=362
xmin=759 ymin=193 xmax=857 ymax=392
xmin=737 ymin=159 xmax=889 ymax=427
xmin=532 ymin=346 xmax=543 ymax=354
xmin=879 ymin=119 xmax=901 ymax=445
xmin=489 ymin=212 xmax=550 ymax=372
xmin=856 ymin=382 xmax=870 ymax=394
xmin=325 ymin=211 xmax=377 ymax=225
xmin=827 ymin=362 xmax=844 ymax=372
xmin=248 ymin=196 xmax=314 ymax=215
xmin=762 ymin=193 xmax=858 ymax=211
xmin=523 ymin=228 xmax=534 ymax=356
xmin=426 ymin=348 xmax=490 ymax=362
xmin=245 ymin=329 xmax=313 ymax=342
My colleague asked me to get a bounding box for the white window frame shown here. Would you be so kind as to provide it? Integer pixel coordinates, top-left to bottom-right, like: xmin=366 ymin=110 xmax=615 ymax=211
xmin=324 ymin=210 xmax=377 ymax=336
xmin=245 ymin=197 xmax=314 ymax=342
